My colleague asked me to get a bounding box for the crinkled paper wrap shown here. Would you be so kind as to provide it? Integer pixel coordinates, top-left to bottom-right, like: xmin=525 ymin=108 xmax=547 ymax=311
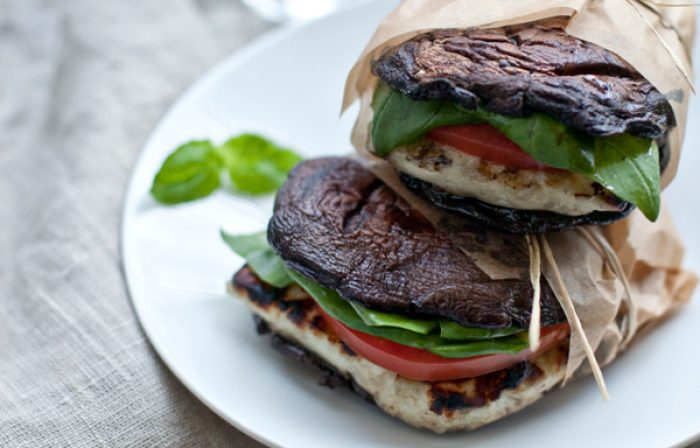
xmin=344 ymin=1 xmax=697 ymax=383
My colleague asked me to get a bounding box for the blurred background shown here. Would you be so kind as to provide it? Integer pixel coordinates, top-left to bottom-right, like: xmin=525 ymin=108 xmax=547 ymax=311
xmin=0 ymin=1 xmax=359 ymax=446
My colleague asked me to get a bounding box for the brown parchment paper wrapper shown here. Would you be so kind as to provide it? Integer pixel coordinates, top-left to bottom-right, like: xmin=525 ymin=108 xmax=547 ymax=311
xmin=545 ymin=210 xmax=697 ymax=378
xmin=344 ymin=1 xmax=697 ymax=383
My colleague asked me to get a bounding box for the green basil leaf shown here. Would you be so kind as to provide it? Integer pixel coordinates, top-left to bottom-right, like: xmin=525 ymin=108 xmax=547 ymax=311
xmin=439 ymin=320 xmax=522 ymax=340
xmin=592 ymin=139 xmax=660 ymax=221
xmin=428 ymin=338 xmax=527 ymax=358
xmin=151 ymin=140 xmax=223 ymax=204
xmin=485 ymin=113 xmax=661 ymax=220
xmin=220 ymin=230 xmax=268 ymax=257
xmin=245 ymin=249 xmax=294 ymax=288
xmin=218 ymin=134 xmax=302 ymax=195
xmin=349 ymin=301 xmax=438 ymax=335
xmin=371 ymin=84 xmax=661 ymax=220
xmin=484 ymin=111 xmax=597 ymax=173
xmin=287 ymin=269 xmax=527 ymax=358
xmin=372 ymin=82 xmax=480 ymax=157
xmin=152 ymin=134 xmax=302 ymax=204
xmin=221 ymin=230 xmax=293 ymax=288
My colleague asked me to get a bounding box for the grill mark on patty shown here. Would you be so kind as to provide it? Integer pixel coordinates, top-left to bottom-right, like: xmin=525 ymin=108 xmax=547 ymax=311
xmin=283 ymin=299 xmax=315 ymax=326
xmin=310 ymin=314 xmax=327 ymax=332
xmin=408 ymin=140 xmax=453 ymax=170
xmin=233 ymin=267 xmax=281 ymax=307
xmin=233 ymin=266 xmax=315 ymax=328
xmin=235 ymin=268 xmax=373 ymax=400
xmin=430 ymin=363 xmax=528 ymax=415
xmin=428 ymin=360 xmax=551 ymax=417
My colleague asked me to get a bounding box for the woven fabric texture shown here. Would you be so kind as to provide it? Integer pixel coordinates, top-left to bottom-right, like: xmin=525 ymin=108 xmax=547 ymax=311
xmin=0 ymin=0 xmax=271 ymax=446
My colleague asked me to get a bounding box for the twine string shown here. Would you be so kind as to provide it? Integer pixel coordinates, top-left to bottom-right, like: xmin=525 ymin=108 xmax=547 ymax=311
xmin=526 ymin=234 xmax=542 ymax=352
xmin=538 ymin=234 xmax=610 ymax=401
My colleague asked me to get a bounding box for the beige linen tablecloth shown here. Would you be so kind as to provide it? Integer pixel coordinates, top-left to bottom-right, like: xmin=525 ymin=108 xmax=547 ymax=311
xmin=0 ymin=1 xmax=271 ymax=445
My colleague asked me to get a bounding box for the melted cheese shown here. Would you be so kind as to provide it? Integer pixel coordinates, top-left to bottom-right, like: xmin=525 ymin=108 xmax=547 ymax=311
xmin=389 ymin=142 xmax=620 ymax=216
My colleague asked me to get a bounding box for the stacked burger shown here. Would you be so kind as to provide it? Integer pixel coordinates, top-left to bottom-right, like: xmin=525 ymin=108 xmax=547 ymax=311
xmin=230 ymin=22 xmax=686 ymax=432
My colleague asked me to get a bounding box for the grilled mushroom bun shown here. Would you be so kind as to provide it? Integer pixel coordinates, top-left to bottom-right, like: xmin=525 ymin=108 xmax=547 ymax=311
xmin=369 ymin=24 xmax=675 ymax=233
xmin=229 ymin=157 xmax=571 ymax=432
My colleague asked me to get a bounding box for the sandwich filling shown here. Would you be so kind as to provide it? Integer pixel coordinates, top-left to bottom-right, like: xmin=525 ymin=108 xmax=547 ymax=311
xmin=225 ymin=233 xmax=569 ymax=383
xmin=389 ymin=140 xmax=622 ymax=216
xmin=371 ymin=80 xmax=661 ymax=222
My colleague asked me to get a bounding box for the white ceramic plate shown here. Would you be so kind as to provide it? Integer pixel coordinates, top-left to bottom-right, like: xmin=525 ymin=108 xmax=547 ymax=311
xmin=122 ymin=3 xmax=700 ymax=447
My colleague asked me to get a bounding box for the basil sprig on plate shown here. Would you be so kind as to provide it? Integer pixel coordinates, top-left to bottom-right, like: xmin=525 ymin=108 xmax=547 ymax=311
xmin=151 ymin=134 xmax=302 ymax=204
xmin=223 ymin=231 xmax=526 ymax=358
xmin=150 ymin=140 xmax=224 ymax=204
xmin=371 ymin=82 xmax=661 ymax=221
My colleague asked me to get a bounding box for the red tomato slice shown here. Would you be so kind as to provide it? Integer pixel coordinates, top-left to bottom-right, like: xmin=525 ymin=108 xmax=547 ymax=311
xmin=427 ymin=124 xmax=551 ymax=170
xmin=319 ymin=308 xmax=569 ymax=382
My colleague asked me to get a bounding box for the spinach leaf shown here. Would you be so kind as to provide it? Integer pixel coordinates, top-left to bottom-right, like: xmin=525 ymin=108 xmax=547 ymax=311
xmin=349 ymin=301 xmax=438 ymax=335
xmin=371 ymin=82 xmax=479 ymax=157
xmin=220 ymin=230 xmax=268 ymax=257
xmin=151 ymin=140 xmax=223 ymax=204
xmin=221 ymin=230 xmax=293 ymax=288
xmin=427 ymin=337 xmax=529 ymax=358
xmin=371 ymin=84 xmax=661 ymax=220
xmin=439 ymin=320 xmax=522 ymax=340
xmin=484 ymin=111 xmax=597 ymax=172
xmin=287 ymin=269 xmax=528 ymax=358
xmin=218 ymin=134 xmax=302 ymax=195
xmin=592 ymin=139 xmax=660 ymax=221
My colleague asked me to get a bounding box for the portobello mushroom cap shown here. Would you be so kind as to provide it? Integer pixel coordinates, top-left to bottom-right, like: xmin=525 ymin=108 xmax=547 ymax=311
xmin=268 ymin=157 xmax=566 ymax=329
xmin=372 ymin=25 xmax=676 ymax=141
